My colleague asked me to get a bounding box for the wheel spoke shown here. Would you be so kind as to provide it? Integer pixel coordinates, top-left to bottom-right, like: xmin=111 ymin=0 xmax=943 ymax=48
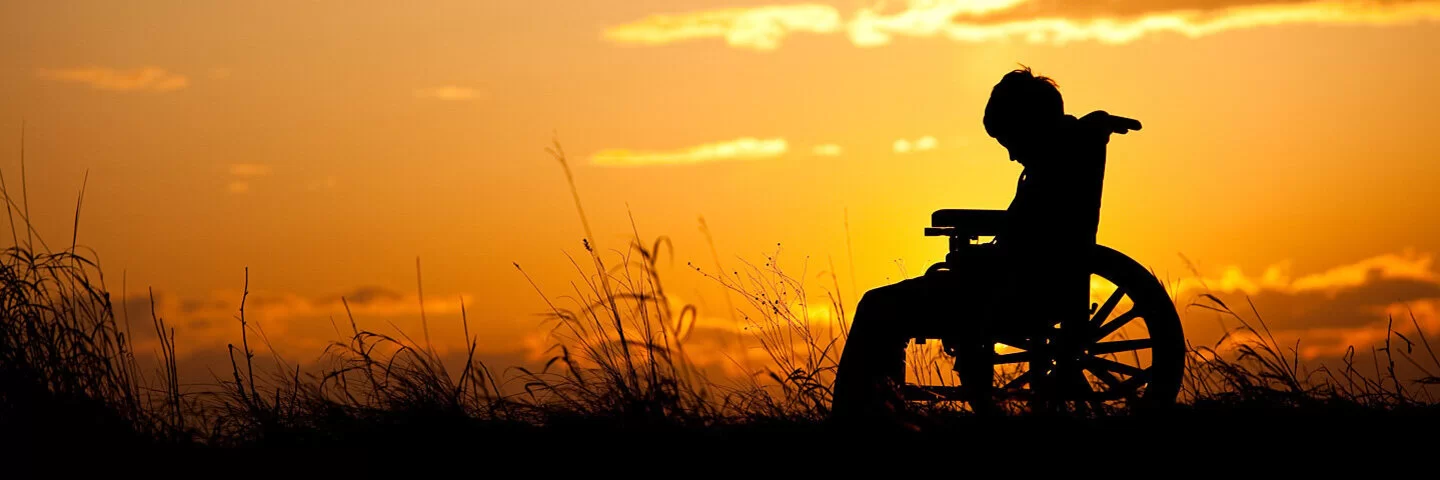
xmin=1089 ymin=287 xmax=1126 ymax=329
xmin=1084 ymin=369 xmax=1149 ymax=401
xmin=1066 ymin=368 xmax=1094 ymax=396
xmin=1002 ymin=370 xmax=1033 ymax=390
xmin=1093 ymin=309 xmax=1141 ymax=341
xmin=1088 ymin=338 xmax=1152 ymax=356
xmin=994 ymin=350 xmax=1032 ymax=365
xmin=1062 ymin=368 xmax=1099 ymax=409
xmin=1084 ymin=355 xmax=1148 ymax=378
xmin=1086 ymin=365 xmax=1124 ymax=389
xmin=997 ymin=340 xmax=1032 ymax=351
xmin=1109 ymin=371 xmax=1150 ymax=399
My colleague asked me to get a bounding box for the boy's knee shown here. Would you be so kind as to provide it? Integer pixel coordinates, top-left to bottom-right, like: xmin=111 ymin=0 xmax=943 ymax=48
xmin=856 ymin=289 xmax=884 ymax=309
xmin=857 ymin=282 xmax=908 ymax=311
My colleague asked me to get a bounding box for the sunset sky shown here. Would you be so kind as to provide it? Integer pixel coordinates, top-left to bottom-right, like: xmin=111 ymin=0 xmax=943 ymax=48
xmin=2 ymin=1 xmax=1438 ymax=382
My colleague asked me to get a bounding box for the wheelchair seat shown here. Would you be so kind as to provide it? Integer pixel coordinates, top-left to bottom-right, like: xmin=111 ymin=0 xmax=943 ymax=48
xmin=926 ymin=209 xmax=1008 ymax=240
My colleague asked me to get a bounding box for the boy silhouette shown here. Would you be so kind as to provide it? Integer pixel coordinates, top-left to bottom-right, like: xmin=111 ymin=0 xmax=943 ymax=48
xmin=831 ymin=66 xmax=1141 ymax=420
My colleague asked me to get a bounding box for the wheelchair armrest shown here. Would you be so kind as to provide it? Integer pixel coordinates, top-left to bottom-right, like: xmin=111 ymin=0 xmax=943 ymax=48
xmin=930 ymin=209 xmax=1007 ymax=238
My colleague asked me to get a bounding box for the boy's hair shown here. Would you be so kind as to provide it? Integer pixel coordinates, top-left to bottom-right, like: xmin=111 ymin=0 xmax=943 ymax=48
xmin=983 ymin=66 xmax=1063 ymax=141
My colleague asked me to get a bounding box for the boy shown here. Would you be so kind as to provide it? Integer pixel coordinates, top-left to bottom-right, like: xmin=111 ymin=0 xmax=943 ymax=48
xmin=831 ymin=66 xmax=1141 ymax=419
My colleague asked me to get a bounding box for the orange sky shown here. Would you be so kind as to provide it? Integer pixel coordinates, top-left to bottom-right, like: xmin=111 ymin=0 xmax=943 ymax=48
xmin=2 ymin=1 xmax=1439 ymax=383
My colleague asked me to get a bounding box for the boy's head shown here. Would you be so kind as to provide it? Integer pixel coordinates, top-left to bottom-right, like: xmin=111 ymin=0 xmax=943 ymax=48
xmin=983 ymin=66 xmax=1064 ymax=162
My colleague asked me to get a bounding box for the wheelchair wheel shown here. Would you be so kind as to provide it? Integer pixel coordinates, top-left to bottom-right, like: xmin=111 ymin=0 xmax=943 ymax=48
xmin=830 ymin=244 xmax=1185 ymax=419
xmin=960 ymin=244 xmax=1186 ymax=414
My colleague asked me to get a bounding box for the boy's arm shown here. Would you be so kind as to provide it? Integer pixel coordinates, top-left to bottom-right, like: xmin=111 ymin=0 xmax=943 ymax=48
xmin=1080 ymin=110 xmax=1142 ymax=137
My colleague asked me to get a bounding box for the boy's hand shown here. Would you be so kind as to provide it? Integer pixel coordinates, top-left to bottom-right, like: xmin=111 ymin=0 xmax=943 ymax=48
xmin=1109 ymin=115 xmax=1142 ymax=134
xmin=1083 ymin=110 xmax=1142 ymax=134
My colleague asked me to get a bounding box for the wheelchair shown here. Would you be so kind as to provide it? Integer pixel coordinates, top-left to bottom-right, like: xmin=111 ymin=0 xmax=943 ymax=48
xmin=832 ymin=204 xmax=1186 ymax=415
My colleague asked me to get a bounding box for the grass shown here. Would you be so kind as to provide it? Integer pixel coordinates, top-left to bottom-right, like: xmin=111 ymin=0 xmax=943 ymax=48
xmin=2 ymin=139 xmax=1439 ymax=459
xmin=1185 ymin=293 xmax=1440 ymax=408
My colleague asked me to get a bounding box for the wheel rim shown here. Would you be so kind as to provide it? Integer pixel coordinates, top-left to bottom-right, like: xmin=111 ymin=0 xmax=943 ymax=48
xmin=965 ymin=246 xmax=1185 ymax=413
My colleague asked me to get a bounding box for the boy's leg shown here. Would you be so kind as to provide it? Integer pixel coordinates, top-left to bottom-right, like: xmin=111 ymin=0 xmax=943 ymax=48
xmin=832 ymin=278 xmax=935 ymax=420
xmin=1010 ymin=247 xmax=1092 ymax=411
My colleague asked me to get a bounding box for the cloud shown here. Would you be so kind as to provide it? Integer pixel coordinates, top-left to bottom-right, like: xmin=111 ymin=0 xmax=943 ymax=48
xmin=893 ymin=135 xmax=938 ymax=153
xmin=225 ymin=164 xmax=271 ymax=194
xmin=811 ymin=143 xmax=844 ymax=156
xmin=893 ymin=139 xmax=912 ymax=154
xmin=951 ymin=0 xmax=1356 ymax=24
xmin=518 ymin=290 xmax=845 ymax=381
xmin=132 ymin=274 xmax=829 ymax=393
xmin=915 ymin=136 xmax=938 ymax=150
xmin=1290 ymin=251 xmax=1437 ymax=292
xmin=606 ymin=0 xmax=1440 ymax=49
xmin=591 ymin=137 xmax=788 ymax=166
xmin=1181 ymin=249 xmax=1437 ymax=296
xmin=413 ymin=85 xmax=485 ymax=101
xmin=1180 ymin=250 xmax=1440 ymax=359
xmin=119 ymin=286 xmax=540 ymax=390
xmin=603 ymin=4 xmax=843 ymax=50
xmin=1222 ymin=276 xmax=1438 ymax=331
xmin=124 ymin=286 xmax=484 ymax=361
xmin=339 ymin=285 xmax=405 ymax=306
xmin=36 ymin=66 xmax=189 ymax=92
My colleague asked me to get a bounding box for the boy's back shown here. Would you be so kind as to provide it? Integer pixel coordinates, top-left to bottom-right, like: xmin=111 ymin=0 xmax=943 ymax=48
xmin=1004 ymin=111 xmax=1132 ymax=252
xmin=984 ymin=69 xmax=1140 ymax=323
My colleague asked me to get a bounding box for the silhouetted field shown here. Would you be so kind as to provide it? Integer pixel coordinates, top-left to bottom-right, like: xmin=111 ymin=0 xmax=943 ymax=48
xmin=3 ymin=144 xmax=1438 ymax=465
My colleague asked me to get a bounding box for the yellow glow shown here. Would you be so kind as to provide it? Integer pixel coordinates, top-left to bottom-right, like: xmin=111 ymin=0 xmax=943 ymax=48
xmin=603 ymin=4 xmax=843 ymax=50
xmin=5 ymin=0 xmax=1438 ymax=383
xmin=591 ymin=137 xmax=788 ymax=166
xmin=605 ymin=0 xmax=1440 ymax=49
xmin=35 ymin=66 xmax=189 ymax=92
xmin=414 ymin=85 xmax=485 ymax=101
xmin=812 ymin=144 xmax=844 ymax=156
